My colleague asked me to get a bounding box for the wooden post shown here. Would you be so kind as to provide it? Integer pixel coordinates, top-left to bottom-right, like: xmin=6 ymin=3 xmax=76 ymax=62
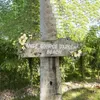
xmin=19 ymin=1 xmax=80 ymax=100
xmin=40 ymin=0 xmax=62 ymax=100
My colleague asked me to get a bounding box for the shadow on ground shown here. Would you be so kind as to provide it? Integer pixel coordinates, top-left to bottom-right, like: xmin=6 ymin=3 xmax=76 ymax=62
xmin=13 ymin=95 xmax=39 ymax=100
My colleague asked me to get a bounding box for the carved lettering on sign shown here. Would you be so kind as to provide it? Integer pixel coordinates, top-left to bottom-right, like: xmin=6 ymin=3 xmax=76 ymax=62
xmin=20 ymin=38 xmax=80 ymax=57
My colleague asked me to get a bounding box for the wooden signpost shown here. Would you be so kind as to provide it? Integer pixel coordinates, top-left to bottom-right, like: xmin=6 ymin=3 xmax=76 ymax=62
xmin=20 ymin=38 xmax=79 ymax=57
xmin=19 ymin=0 xmax=80 ymax=100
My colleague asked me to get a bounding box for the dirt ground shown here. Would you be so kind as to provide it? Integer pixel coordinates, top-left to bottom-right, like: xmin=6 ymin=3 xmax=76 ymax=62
xmin=0 ymin=82 xmax=100 ymax=100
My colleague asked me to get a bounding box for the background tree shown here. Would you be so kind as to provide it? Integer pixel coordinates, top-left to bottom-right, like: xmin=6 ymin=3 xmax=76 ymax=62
xmin=0 ymin=0 xmax=40 ymax=90
xmin=0 ymin=0 xmax=100 ymax=90
xmin=52 ymin=0 xmax=100 ymax=41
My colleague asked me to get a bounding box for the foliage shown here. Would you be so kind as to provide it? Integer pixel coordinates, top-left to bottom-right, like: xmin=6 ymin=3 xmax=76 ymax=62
xmin=0 ymin=0 xmax=40 ymax=40
xmin=52 ymin=0 xmax=100 ymax=41
xmin=0 ymin=46 xmax=40 ymax=90
xmin=0 ymin=0 xmax=40 ymax=90
xmin=0 ymin=0 xmax=100 ymax=91
xmin=51 ymin=1 xmax=100 ymax=81
xmin=82 ymin=26 xmax=100 ymax=79
xmin=60 ymin=26 xmax=100 ymax=81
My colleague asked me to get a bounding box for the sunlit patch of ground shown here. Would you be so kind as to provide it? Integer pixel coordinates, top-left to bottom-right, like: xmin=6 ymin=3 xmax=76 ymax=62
xmin=61 ymin=82 xmax=100 ymax=93
xmin=0 ymin=82 xmax=100 ymax=100
xmin=62 ymin=88 xmax=100 ymax=100
xmin=13 ymin=87 xmax=100 ymax=100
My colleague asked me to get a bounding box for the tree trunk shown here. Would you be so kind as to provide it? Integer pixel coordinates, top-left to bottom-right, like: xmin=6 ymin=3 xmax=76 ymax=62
xmin=79 ymin=54 xmax=84 ymax=79
xmin=28 ymin=58 xmax=33 ymax=86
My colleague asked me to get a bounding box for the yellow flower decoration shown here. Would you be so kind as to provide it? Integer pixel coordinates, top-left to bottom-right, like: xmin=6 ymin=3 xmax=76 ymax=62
xmin=18 ymin=34 xmax=28 ymax=46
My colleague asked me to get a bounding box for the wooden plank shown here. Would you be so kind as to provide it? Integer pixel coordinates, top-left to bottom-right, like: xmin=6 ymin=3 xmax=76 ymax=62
xmin=19 ymin=38 xmax=80 ymax=57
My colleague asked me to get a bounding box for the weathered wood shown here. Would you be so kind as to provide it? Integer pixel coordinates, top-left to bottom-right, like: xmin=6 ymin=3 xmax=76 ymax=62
xmin=20 ymin=38 xmax=79 ymax=57
xmin=19 ymin=0 xmax=80 ymax=100
xmin=40 ymin=0 xmax=57 ymax=41
xmin=40 ymin=0 xmax=62 ymax=100
xmin=40 ymin=57 xmax=62 ymax=100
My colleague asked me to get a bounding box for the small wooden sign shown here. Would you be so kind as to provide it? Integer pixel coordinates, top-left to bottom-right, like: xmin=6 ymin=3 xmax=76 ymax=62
xmin=19 ymin=38 xmax=80 ymax=57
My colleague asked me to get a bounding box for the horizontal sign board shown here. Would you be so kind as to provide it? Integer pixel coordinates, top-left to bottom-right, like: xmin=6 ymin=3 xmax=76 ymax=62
xmin=19 ymin=38 xmax=80 ymax=57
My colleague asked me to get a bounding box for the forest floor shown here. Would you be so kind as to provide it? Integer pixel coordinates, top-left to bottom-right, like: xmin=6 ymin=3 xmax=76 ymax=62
xmin=0 ymin=82 xmax=100 ymax=100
